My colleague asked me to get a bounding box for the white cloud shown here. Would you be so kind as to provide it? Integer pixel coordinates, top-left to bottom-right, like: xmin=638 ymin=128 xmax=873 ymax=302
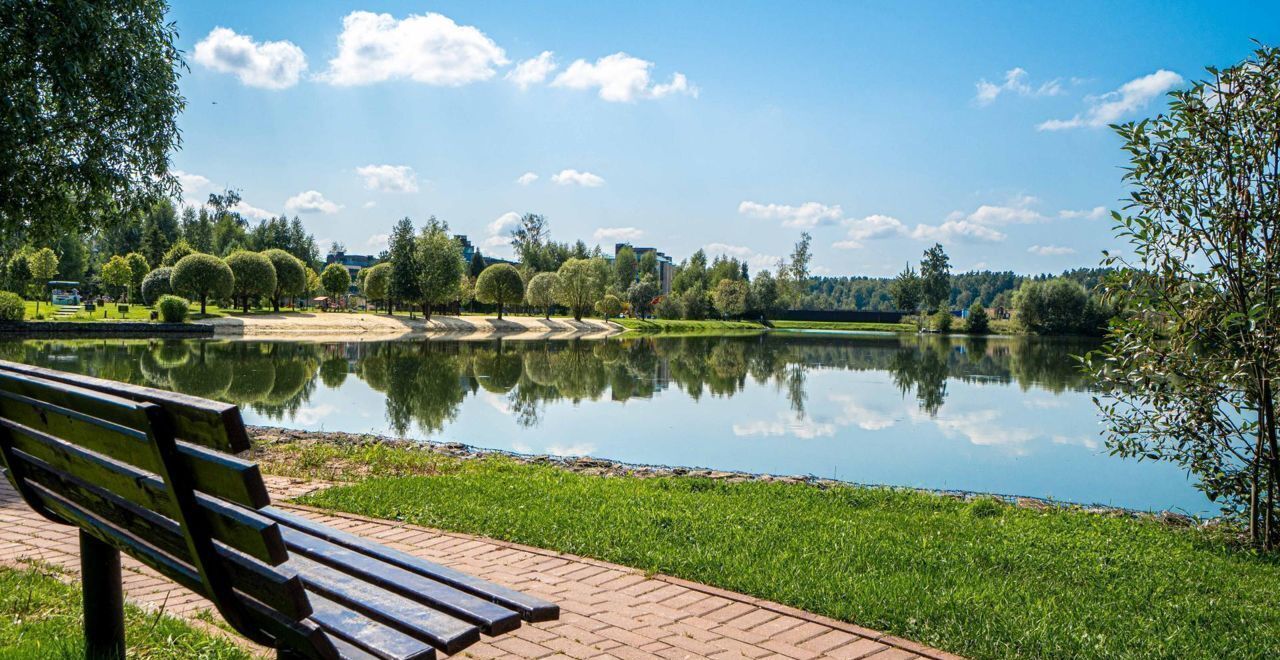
xmin=284 ymin=190 xmax=342 ymax=214
xmin=830 ymin=395 xmax=898 ymax=431
xmin=910 ymin=220 xmax=1007 ymax=243
xmin=834 ymin=214 xmax=909 ymax=248
xmin=703 ymin=243 xmax=780 ymax=271
xmin=594 ymin=227 xmax=643 ymax=242
xmin=173 ymin=170 xmax=211 ymax=195
xmin=482 ymin=235 xmax=511 ymax=249
xmin=738 ymin=201 xmax=843 ymax=229
xmin=322 ymin=11 xmax=507 ymax=86
xmin=1027 ymin=244 xmax=1076 ymax=256
xmin=515 ymin=172 xmax=539 ymax=186
xmin=363 ymin=201 xmax=377 ymax=209
xmin=1058 ymin=206 xmax=1108 ymax=220
xmin=733 ymin=415 xmax=836 ymax=440
xmin=356 ymin=164 xmax=419 ymax=193
xmin=487 ymin=211 xmax=521 ymax=235
xmin=366 ymin=233 xmax=389 ymax=251
xmin=506 ymin=51 xmax=557 ymax=90
xmin=551 ymin=169 xmax=605 ymax=187
xmin=552 ymin=52 xmax=696 ymax=102
xmin=545 ymin=443 xmax=596 ymax=457
xmin=294 ymin=405 xmax=336 ymax=426
xmin=1038 ymin=70 xmax=1183 ymax=131
xmin=974 ymin=67 xmax=1062 ymax=106
xmin=234 ymin=200 xmax=274 ymax=220
xmin=193 ymin=27 xmax=308 ymax=89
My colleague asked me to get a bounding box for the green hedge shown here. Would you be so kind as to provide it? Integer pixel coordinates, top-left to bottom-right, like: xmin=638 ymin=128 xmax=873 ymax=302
xmin=157 ymin=295 xmax=190 ymax=323
xmin=0 ymin=292 xmax=24 ymax=321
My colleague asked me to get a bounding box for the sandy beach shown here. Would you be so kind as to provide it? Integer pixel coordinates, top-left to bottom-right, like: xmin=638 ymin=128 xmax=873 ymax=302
xmin=193 ymin=311 xmax=620 ymax=341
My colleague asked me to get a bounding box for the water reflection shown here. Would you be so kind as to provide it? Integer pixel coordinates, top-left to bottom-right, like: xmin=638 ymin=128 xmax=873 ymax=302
xmin=1 ymin=334 xmax=1094 ymax=436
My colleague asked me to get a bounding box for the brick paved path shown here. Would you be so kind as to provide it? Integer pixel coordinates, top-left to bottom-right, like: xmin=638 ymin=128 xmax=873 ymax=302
xmin=0 ymin=477 xmax=959 ymax=659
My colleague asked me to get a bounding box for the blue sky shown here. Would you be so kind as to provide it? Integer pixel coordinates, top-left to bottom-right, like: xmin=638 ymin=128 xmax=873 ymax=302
xmin=167 ymin=1 xmax=1280 ymax=276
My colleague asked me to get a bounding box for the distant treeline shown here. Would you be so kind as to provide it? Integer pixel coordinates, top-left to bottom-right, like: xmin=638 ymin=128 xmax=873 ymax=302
xmin=800 ymin=267 xmax=1112 ymax=311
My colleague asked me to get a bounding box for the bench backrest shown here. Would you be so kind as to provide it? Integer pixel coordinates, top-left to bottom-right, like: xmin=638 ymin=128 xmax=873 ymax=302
xmin=0 ymin=359 xmax=337 ymax=658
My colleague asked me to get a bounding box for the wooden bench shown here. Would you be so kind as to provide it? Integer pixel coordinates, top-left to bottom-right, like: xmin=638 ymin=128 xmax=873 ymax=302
xmin=0 ymin=359 xmax=557 ymax=659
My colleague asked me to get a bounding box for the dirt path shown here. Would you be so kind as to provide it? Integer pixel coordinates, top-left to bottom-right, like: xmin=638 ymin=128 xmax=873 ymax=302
xmin=195 ymin=312 xmax=620 ymax=341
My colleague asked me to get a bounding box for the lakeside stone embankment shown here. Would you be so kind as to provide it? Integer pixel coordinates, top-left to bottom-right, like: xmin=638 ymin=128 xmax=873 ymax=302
xmin=247 ymin=425 xmax=1205 ymax=525
xmin=197 ymin=312 xmax=619 ymax=341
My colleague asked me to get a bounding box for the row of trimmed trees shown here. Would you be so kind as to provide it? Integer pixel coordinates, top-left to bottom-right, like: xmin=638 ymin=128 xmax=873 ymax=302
xmin=142 ymin=247 xmax=346 ymax=315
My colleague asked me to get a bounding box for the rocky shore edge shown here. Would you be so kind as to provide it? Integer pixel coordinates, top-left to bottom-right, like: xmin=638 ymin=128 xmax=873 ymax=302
xmin=246 ymin=425 xmax=1211 ymax=528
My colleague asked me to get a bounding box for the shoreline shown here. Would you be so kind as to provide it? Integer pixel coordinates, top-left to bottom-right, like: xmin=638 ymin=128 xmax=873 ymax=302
xmin=197 ymin=312 xmax=621 ymax=340
xmin=246 ymin=425 xmax=1209 ymax=523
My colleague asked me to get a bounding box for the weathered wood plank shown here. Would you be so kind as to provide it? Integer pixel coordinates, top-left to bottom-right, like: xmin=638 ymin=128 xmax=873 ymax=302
xmin=306 ymin=592 xmax=437 ymax=660
xmin=0 ymin=359 xmax=248 ymax=452
xmin=283 ymin=554 xmax=479 ymax=654
xmin=25 ymin=481 xmax=336 ymax=658
xmin=17 ymin=455 xmax=308 ymax=618
xmin=264 ymin=507 xmax=559 ymax=622
xmin=279 ymin=526 xmax=519 ymax=635
xmin=0 ymin=388 xmax=264 ymax=508
xmin=3 ymin=427 xmax=285 ymax=565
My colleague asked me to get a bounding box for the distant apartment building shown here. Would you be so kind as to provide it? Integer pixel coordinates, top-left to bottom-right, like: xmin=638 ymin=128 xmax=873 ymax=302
xmin=616 ymin=243 xmax=675 ymax=294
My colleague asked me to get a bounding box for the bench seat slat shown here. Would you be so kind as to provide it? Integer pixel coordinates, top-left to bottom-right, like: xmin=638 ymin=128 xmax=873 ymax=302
xmin=327 ymin=634 xmax=394 ymax=660
xmin=14 ymin=454 xmax=310 ymax=619
xmin=1 ymin=421 xmax=285 ymax=565
xmin=0 ymin=359 xmax=249 ymax=452
xmin=0 ymin=389 xmax=266 ymax=508
xmin=279 ymin=526 xmax=520 ymax=635
xmin=23 ymin=479 xmax=338 ymax=658
xmin=284 ymin=554 xmax=479 ymax=654
xmin=264 ymin=507 xmax=559 ymax=622
xmin=307 ymin=593 xmax=437 ymax=660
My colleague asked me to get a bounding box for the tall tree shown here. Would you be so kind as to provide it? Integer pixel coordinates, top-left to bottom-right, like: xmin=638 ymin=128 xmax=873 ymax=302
xmin=614 ymin=246 xmax=638 ymax=288
xmin=140 ymin=199 xmax=180 ymax=267
xmin=469 ymin=250 xmax=486 ymax=278
xmin=1089 ymin=45 xmax=1280 ymax=548
xmin=787 ymin=232 xmax=813 ymax=306
xmin=387 ymin=217 xmax=420 ymax=312
xmin=919 ymin=243 xmax=951 ymax=312
xmin=889 ymin=264 xmax=922 ymax=312
xmin=556 ymin=258 xmax=607 ymax=321
xmin=0 ymin=0 xmax=184 ymax=243
xmin=510 ymin=213 xmax=549 ymax=270
xmin=25 ymin=248 xmax=58 ymax=314
xmin=416 ymin=218 xmax=464 ymax=320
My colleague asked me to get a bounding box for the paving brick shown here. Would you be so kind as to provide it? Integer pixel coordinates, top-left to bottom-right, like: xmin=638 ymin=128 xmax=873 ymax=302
xmin=0 ymin=479 xmax=957 ymax=660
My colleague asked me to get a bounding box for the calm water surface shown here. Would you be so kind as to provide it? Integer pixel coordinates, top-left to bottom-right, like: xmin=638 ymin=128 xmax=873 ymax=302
xmin=0 ymin=333 xmax=1208 ymax=513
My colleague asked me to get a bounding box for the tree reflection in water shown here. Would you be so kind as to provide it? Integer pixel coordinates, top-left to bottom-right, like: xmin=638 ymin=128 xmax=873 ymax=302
xmin=0 ymin=334 xmax=1096 ymax=436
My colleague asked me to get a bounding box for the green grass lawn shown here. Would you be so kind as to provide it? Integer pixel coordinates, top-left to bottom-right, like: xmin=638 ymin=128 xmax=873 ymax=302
xmin=260 ymin=441 xmax=1280 ymax=660
xmin=769 ymin=319 xmax=917 ymax=333
xmin=613 ymin=318 xmax=768 ymax=333
xmin=0 ymin=563 xmax=250 ymax=659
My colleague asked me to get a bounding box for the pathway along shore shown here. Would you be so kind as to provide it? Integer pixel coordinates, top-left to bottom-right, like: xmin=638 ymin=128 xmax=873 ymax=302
xmin=195 ymin=312 xmax=621 ymax=341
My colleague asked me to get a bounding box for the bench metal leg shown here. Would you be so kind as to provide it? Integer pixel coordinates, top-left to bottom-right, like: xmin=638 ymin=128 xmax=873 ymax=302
xmin=81 ymin=530 xmax=125 ymax=660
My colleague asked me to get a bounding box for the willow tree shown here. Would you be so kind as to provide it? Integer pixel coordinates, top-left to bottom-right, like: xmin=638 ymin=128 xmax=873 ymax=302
xmin=0 ymin=1 xmax=184 ymax=242
xmin=1089 ymin=45 xmax=1280 ymax=547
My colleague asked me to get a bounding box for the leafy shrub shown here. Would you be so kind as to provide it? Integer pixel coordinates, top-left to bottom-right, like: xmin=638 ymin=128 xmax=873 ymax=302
xmin=0 ymin=292 xmax=24 ymax=321
xmin=156 ymin=295 xmax=190 ymax=323
xmin=655 ymin=295 xmax=681 ymax=319
xmin=966 ymin=303 xmax=990 ymax=334
xmin=141 ymin=267 xmax=174 ymax=305
xmin=1014 ymin=278 xmax=1112 ymax=336
xmin=932 ymin=310 xmax=952 ymax=333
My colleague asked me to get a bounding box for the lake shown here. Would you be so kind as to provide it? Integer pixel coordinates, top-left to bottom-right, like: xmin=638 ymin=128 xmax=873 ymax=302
xmin=0 ymin=333 xmax=1208 ymax=513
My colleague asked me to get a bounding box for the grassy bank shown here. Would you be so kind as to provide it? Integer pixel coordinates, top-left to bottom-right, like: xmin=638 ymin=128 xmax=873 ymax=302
xmin=0 ymin=563 xmax=250 ymax=658
xmin=613 ymin=318 xmax=768 ymax=333
xmin=262 ymin=440 xmax=1280 ymax=660
xmin=769 ymin=319 xmax=917 ymax=333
